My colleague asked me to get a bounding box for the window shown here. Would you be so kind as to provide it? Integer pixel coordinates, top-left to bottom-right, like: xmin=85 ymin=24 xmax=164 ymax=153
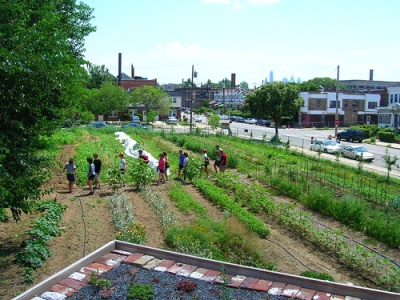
xmin=396 ymin=94 xmax=399 ymax=103
xmin=379 ymin=114 xmax=391 ymax=124
xmin=316 ymin=99 xmax=320 ymax=107
xmin=172 ymin=97 xmax=177 ymax=104
xmin=368 ymin=102 xmax=377 ymax=109
xmin=330 ymin=101 xmax=340 ymax=108
xmin=109 ymin=110 xmax=118 ymax=117
xmin=390 ymin=94 xmax=394 ymax=103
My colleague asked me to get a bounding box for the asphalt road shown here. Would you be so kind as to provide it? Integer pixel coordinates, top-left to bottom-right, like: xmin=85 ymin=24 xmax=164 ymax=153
xmin=180 ymin=114 xmax=400 ymax=178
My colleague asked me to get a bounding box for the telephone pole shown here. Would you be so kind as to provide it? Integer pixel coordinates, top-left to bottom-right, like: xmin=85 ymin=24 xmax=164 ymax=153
xmin=335 ymin=65 xmax=340 ymax=137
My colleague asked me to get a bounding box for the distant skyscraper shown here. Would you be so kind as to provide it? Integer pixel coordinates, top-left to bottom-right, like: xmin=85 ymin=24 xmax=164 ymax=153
xmin=264 ymin=77 xmax=268 ymax=84
xmin=289 ymin=76 xmax=295 ymax=83
xmin=269 ymin=71 xmax=274 ymax=83
xmin=282 ymin=77 xmax=288 ymax=83
xmin=297 ymin=78 xmax=302 ymax=83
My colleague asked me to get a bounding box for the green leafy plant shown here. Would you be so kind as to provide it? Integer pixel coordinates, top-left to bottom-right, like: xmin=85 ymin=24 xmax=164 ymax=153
xmin=130 ymin=162 xmax=155 ymax=189
xmin=301 ymin=270 xmax=334 ymax=281
xmin=89 ymin=272 xmax=111 ymax=289
xmin=128 ymin=284 xmax=154 ymax=300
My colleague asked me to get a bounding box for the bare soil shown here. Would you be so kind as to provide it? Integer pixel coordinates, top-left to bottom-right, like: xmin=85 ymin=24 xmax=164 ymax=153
xmin=1 ymin=143 xmax=399 ymax=299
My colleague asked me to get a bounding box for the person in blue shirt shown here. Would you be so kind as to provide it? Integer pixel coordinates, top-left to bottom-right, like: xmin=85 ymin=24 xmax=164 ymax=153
xmin=177 ymin=150 xmax=185 ymax=179
xmin=87 ymin=157 xmax=95 ymax=195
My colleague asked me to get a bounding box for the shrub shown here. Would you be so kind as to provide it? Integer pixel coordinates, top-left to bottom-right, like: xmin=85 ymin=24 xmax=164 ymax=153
xmin=378 ymin=131 xmax=396 ymax=143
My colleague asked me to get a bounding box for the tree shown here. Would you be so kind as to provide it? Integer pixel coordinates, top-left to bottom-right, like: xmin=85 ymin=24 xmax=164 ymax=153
xmin=0 ymin=0 xmax=95 ymax=220
xmin=302 ymin=77 xmax=346 ymax=91
xmin=145 ymin=110 xmax=158 ymax=124
xmin=181 ymin=78 xmax=197 ymax=88
xmin=239 ymin=81 xmax=249 ymax=89
xmin=87 ymin=83 xmax=131 ymax=119
xmin=130 ymin=86 xmax=171 ymax=116
xmin=218 ymin=78 xmax=231 ymax=88
xmin=86 ymin=64 xmax=116 ymax=89
xmin=245 ymin=82 xmax=303 ymax=136
xmin=208 ymin=114 xmax=220 ymax=130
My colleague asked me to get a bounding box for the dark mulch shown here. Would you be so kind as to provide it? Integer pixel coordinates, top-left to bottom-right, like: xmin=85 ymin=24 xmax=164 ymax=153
xmin=67 ymin=263 xmax=289 ymax=300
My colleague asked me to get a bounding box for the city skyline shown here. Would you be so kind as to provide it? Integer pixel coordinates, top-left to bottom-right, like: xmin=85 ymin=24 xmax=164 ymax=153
xmin=82 ymin=0 xmax=400 ymax=86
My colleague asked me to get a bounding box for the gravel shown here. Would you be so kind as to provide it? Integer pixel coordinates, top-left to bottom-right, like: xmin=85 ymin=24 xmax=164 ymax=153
xmin=67 ymin=263 xmax=289 ymax=300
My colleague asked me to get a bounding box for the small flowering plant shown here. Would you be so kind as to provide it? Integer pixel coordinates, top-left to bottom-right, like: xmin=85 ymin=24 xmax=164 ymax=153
xmin=116 ymin=222 xmax=147 ymax=244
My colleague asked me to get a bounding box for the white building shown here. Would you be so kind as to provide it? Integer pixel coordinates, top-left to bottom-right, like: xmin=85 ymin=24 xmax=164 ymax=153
xmin=377 ymin=86 xmax=400 ymax=131
xmin=299 ymin=91 xmax=380 ymax=127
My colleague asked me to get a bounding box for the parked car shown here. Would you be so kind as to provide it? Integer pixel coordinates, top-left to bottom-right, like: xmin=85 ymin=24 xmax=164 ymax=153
xmin=131 ymin=116 xmax=141 ymax=123
xmin=336 ymin=129 xmax=365 ymax=143
xmin=194 ymin=115 xmax=202 ymax=123
xmin=121 ymin=123 xmax=148 ymax=130
xmin=339 ymin=145 xmax=375 ymax=162
xmin=235 ymin=116 xmax=245 ymax=123
xmin=245 ymin=118 xmax=257 ymax=124
xmin=92 ymin=121 xmax=109 ymax=128
xmin=255 ymin=119 xmax=270 ymax=127
xmin=310 ymin=139 xmax=341 ymax=154
xmin=167 ymin=116 xmax=178 ymax=124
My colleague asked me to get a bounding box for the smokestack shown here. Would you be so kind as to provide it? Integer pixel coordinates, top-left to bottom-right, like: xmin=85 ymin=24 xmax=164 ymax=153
xmin=131 ymin=64 xmax=135 ymax=78
xmin=118 ymin=53 xmax=122 ymax=86
xmin=369 ymin=69 xmax=373 ymax=81
xmin=231 ymin=73 xmax=236 ymax=88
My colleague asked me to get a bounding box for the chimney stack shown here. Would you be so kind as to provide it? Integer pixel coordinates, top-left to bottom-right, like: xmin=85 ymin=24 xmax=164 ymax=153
xmin=131 ymin=64 xmax=135 ymax=78
xmin=369 ymin=69 xmax=374 ymax=81
xmin=231 ymin=73 xmax=236 ymax=88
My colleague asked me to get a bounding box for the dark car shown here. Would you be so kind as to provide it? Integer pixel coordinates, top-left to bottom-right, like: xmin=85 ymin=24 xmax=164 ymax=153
xmin=255 ymin=119 xmax=270 ymax=127
xmin=336 ymin=129 xmax=365 ymax=143
xmin=131 ymin=116 xmax=141 ymax=123
xmin=92 ymin=121 xmax=109 ymax=128
xmin=121 ymin=123 xmax=148 ymax=130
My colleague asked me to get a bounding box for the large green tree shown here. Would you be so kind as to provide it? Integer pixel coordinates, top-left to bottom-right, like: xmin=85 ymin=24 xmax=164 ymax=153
xmin=130 ymin=86 xmax=171 ymax=116
xmin=245 ymin=82 xmax=303 ymax=135
xmin=87 ymin=83 xmax=131 ymax=119
xmin=86 ymin=64 xmax=116 ymax=89
xmin=0 ymin=0 xmax=95 ymax=220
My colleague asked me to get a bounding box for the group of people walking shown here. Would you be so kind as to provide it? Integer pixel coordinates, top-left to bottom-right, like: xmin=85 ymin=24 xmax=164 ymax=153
xmin=62 ymin=153 xmax=102 ymax=195
xmin=63 ymin=145 xmax=229 ymax=194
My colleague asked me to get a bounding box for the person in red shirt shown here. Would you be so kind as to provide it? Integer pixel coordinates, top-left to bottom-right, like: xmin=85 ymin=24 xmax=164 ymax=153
xmin=138 ymin=150 xmax=149 ymax=164
xmin=157 ymin=153 xmax=166 ymax=185
xmin=220 ymin=150 xmax=228 ymax=172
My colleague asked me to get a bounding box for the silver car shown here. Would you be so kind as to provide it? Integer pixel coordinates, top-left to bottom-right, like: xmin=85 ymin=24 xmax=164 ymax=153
xmin=310 ymin=139 xmax=340 ymax=154
xmin=339 ymin=145 xmax=375 ymax=162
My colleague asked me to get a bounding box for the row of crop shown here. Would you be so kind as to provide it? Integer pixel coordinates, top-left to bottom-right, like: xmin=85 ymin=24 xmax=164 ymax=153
xmin=108 ymin=193 xmax=147 ymax=244
xmin=15 ymin=201 xmax=67 ymax=284
xmin=192 ymin=178 xmax=269 ymax=238
xmin=259 ymin=160 xmax=400 ymax=248
xmin=161 ymin=132 xmax=400 ymax=247
xmin=162 ymin=131 xmax=399 ymax=199
xmin=165 ymin=182 xmax=275 ymax=270
xmin=214 ymin=171 xmax=400 ymax=291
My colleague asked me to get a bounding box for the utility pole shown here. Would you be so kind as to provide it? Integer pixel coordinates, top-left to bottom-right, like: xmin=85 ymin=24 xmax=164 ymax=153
xmin=223 ymin=80 xmax=226 ymax=115
xmin=190 ymin=65 xmax=194 ymax=133
xmin=335 ymin=65 xmax=340 ymax=137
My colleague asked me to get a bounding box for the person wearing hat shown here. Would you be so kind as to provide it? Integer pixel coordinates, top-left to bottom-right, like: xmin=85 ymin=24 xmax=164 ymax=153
xmin=202 ymin=149 xmax=210 ymax=178
xmin=138 ymin=149 xmax=149 ymax=164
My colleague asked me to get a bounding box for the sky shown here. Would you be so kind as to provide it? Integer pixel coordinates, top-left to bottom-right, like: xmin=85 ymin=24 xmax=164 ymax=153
xmin=81 ymin=0 xmax=400 ymax=87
